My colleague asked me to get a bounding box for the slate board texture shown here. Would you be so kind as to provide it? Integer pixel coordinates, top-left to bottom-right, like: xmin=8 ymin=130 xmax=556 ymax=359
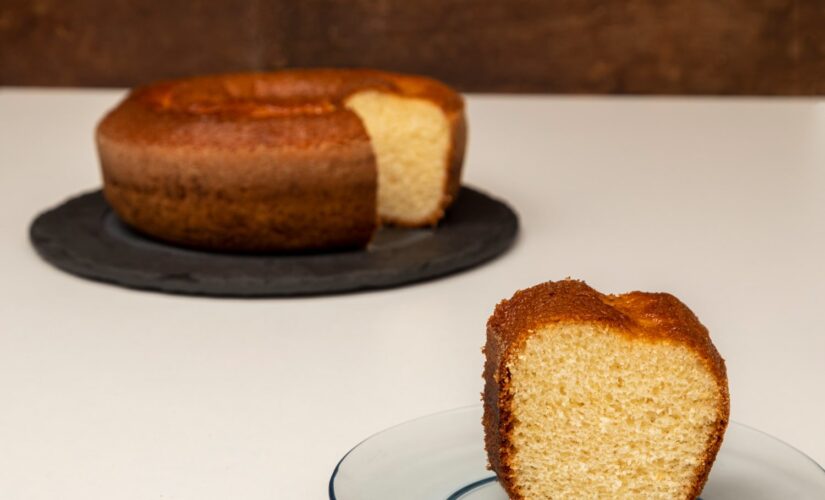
xmin=29 ymin=187 xmax=519 ymax=297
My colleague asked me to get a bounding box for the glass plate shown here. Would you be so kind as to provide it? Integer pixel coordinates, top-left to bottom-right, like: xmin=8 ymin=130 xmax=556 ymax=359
xmin=329 ymin=406 xmax=825 ymax=499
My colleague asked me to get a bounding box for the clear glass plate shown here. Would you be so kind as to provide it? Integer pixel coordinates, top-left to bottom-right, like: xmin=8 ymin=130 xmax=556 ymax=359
xmin=329 ymin=406 xmax=825 ymax=499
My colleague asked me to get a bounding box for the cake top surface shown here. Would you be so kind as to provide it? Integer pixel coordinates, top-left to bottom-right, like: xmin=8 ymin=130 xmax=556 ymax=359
xmin=97 ymin=69 xmax=464 ymax=150
xmin=487 ymin=279 xmax=727 ymax=378
xmin=135 ymin=69 xmax=464 ymax=117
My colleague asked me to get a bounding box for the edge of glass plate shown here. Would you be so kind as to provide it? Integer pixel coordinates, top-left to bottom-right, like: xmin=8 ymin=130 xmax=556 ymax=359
xmin=328 ymin=405 xmax=481 ymax=499
xmin=328 ymin=405 xmax=825 ymax=499
xmin=726 ymin=420 xmax=825 ymax=475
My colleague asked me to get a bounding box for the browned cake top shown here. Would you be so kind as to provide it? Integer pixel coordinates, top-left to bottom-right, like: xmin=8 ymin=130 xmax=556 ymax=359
xmin=487 ymin=279 xmax=727 ymax=379
xmin=97 ymin=69 xmax=463 ymax=150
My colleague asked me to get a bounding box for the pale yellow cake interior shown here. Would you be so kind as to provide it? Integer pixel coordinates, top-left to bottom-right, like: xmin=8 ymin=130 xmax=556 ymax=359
xmin=345 ymin=90 xmax=450 ymax=225
xmin=507 ymin=323 xmax=722 ymax=499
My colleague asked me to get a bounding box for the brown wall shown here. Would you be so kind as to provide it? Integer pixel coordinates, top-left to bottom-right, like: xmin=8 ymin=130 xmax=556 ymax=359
xmin=2 ymin=0 xmax=824 ymax=94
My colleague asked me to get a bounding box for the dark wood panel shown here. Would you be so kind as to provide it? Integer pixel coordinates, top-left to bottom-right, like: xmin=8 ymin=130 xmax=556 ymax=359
xmin=2 ymin=0 xmax=824 ymax=94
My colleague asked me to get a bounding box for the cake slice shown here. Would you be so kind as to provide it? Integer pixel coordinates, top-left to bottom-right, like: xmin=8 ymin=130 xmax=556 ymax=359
xmin=483 ymin=279 xmax=729 ymax=499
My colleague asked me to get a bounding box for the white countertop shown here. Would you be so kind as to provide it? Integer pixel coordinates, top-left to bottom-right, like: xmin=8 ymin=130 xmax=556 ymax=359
xmin=1 ymin=89 xmax=823 ymax=499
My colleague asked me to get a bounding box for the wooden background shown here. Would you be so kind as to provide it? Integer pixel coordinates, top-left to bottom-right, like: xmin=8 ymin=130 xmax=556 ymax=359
xmin=1 ymin=0 xmax=824 ymax=94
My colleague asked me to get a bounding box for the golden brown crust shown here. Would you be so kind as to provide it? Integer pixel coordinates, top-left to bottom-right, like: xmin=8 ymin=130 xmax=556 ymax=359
xmin=482 ymin=279 xmax=730 ymax=500
xmin=96 ymin=69 xmax=465 ymax=251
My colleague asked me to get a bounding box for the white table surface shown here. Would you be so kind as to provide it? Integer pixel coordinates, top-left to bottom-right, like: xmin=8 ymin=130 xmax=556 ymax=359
xmin=1 ymin=88 xmax=823 ymax=499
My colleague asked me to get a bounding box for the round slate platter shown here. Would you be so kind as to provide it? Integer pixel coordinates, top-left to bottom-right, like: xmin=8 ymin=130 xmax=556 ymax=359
xmin=30 ymin=187 xmax=518 ymax=297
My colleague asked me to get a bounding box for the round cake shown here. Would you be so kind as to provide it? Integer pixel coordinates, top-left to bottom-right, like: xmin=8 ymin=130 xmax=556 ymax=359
xmin=483 ymin=279 xmax=730 ymax=499
xmin=96 ymin=69 xmax=466 ymax=252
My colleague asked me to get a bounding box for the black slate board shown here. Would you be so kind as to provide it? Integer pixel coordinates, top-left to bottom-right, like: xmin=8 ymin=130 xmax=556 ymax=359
xmin=29 ymin=187 xmax=518 ymax=297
